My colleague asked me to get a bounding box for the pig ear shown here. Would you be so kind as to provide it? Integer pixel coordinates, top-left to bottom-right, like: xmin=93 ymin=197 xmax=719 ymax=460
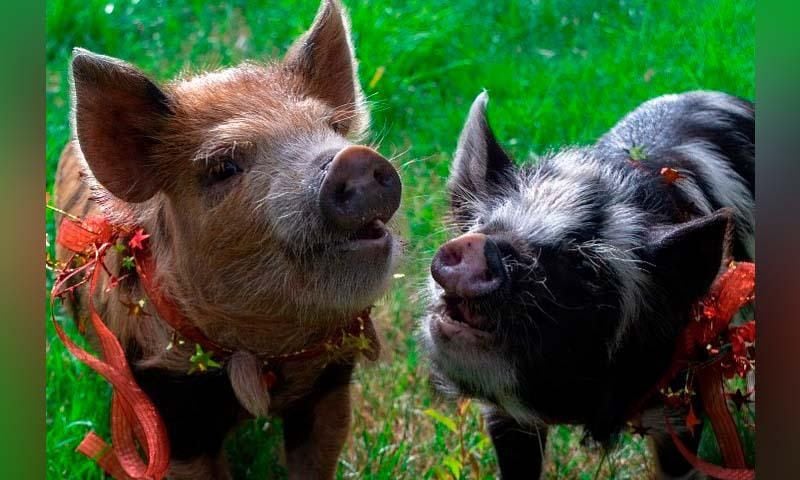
xmin=646 ymin=209 xmax=733 ymax=305
xmin=449 ymin=92 xmax=517 ymax=222
xmin=284 ymin=0 xmax=368 ymax=136
xmin=71 ymin=48 xmax=172 ymax=203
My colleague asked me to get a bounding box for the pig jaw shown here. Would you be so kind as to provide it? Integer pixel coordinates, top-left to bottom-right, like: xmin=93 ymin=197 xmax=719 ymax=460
xmin=420 ymin=276 xmax=518 ymax=402
xmin=421 ymin=313 xmax=519 ymax=404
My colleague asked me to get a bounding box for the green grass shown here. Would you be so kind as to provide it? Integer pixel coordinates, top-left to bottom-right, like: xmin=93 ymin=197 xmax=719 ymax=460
xmin=46 ymin=0 xmax=754 ymax=478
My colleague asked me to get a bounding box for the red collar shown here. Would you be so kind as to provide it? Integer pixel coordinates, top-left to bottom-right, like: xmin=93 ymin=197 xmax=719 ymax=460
xmin=55 ymin=213 xmax=381 ymax=369
xmin=51 ymin=214 xmax=170 ymax=479
xmin=131 ymin=235 xmax=380 ymax=370
xmin=628 ymin=261 xmax=755 ymax=478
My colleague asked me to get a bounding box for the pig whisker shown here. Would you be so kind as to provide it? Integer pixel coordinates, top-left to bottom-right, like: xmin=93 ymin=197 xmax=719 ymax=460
xmin=367 ymin=121 xmax=391 ymax=151
xmin=519 ymin=291 xmax=556 ymax=326
xmin=275 ymin=211 xmax=304 ymax=222
xmin=450 ymin=186 xmax=485 ymax=209
xmin=397 ymin=153 xmax=433 ymax=172
xmin=262 ymin=189 xmax=300 ymax=202
xmin=519 ymin=312 xmax=544 ymax=354
xmin=386 ymin=146 xmax=411 ymax=166
xmin=533 ymin=423 xmax=546 ymax=460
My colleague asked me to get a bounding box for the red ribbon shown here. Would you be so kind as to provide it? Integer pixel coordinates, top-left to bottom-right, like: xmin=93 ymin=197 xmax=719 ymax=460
xmin=52 ymin=216 xmax=170 ymax=480
xmin=663 ymin=410 xmax=754 ymax=480
xmin=133 ymin=246 xmax=231 ymax=358
xmin=660 ymin=261 xmax=756 ymax=479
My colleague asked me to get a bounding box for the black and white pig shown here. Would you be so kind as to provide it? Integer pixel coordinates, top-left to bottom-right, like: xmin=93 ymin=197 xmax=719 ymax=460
xmin=422 ymin=91 xmax=754 ymax=479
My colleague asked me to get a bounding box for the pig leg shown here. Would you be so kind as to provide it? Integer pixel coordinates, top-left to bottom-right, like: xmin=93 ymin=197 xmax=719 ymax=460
xmin=282 ymin=364 xmax=354 ymax=480
xmin=643 ymin=405 xmax=703 ymax=480
xmin=650 ymin=430 xmax=702 ymax=480
xmin=485 ymin=408 xmax=548 ymax=480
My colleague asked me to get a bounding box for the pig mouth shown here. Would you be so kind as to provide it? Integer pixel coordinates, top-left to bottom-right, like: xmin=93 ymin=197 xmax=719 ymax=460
xmin=339 ymin=218 xmax=391 ymax=251
xmin=300 ymin=218 xmax=392 ymax=257
xmin=352 ymin=219 xmax=388 ymax=241
xmin=433 ymin=294 xmax=494 ymax=339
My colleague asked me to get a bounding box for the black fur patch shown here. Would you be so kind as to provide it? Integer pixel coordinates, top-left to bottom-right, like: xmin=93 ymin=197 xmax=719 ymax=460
xmin=132 ymin=366 xmax=242 ymax=460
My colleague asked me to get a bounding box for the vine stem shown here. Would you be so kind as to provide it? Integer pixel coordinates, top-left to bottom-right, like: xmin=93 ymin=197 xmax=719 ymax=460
xmin=46 ymin=203 xmax=81 ymax=220
xmin=593 ymin=448 xmax=608 ymax=480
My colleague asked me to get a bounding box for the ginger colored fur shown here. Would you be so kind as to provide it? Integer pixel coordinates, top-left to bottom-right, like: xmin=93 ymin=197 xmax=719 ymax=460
xmin=54 ymin=1 xmax=399 ymax=478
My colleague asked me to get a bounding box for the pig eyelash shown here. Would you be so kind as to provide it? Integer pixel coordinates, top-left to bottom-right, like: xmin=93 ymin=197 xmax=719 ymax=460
xmin=329 ymin=107 xmax=357 ymax=134
xmin=194 ymin=140 xmax=253 ymax=169
xmin=203 ymin=156 xmax=243 ymax=186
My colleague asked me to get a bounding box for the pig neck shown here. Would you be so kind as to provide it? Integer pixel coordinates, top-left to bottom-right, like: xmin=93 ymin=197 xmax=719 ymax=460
xmin=128 ymin=225 xmax=370 ymax=360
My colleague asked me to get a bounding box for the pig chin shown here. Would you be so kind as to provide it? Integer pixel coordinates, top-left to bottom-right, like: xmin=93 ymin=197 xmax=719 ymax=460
xmin=298 ymin=233 xmax=401 ymax=312
xmin=422 ymin=310 xmax=517 ymax=399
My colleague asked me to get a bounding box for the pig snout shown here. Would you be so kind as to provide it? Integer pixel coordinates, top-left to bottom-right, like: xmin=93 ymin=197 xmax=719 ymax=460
xmin=319 ymin=145 xmax=401 ymax=231
xmin=431 ymin=233 xmax=506 ymax=298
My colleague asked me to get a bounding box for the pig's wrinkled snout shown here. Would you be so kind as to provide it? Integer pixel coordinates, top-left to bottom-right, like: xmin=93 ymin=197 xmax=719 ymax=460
xmin=319 ymin=145 xmax=401 ymax=231
xmin=431 ymin=233 xmax=506 ymax=298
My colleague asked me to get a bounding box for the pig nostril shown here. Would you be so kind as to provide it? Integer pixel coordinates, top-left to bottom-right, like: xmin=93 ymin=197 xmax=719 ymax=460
xmin=334 ymin=183 xmax=354 ymax=203
xmin=439 ymin=246 xmax=462 ymax=267
xmin=374 ymin=168 xmax=392 ymax=187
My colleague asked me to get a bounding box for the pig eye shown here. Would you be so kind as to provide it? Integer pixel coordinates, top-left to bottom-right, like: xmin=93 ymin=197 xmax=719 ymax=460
xmin=330 ymin=120 xmax=346 ymax=134
xmin=206 ymin=158 xmax=242 ymax=184
xmin=329 ymin=110 xmax=351 ymax=134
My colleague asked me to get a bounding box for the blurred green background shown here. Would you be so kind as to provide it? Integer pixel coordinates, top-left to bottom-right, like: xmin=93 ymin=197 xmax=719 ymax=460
xmin=46 ymin=0 xmax=754 ymax=478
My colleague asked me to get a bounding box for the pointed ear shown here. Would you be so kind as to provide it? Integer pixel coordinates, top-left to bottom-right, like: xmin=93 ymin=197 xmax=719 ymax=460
xmin=647 ymin=209 xmax=733 ymax=305
xmin=284 ymin=0 xmax=368 ymax=136
xmin=449 ymin=92 xmax=517 ymax=221
xmin=71 ymin=48 xmax=172 ymax=203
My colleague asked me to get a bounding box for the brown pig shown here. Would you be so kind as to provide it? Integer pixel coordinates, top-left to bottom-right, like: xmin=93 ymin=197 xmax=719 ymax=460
xmin=52 ymin=1 xmax=401 ymax=478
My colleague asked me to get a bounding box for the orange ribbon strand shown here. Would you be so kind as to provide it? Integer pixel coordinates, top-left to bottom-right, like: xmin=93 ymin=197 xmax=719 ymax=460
xmin=52 ymin=217 xmax=170 ymax=480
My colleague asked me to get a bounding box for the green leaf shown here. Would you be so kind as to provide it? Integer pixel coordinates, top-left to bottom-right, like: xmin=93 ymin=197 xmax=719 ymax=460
xmin=423 ymin=408 xmax=457 ymax=433
xmin=188 ymin=343 xmax=221 ymax=374
xmin=121 ymin=256 xmax=135 ymax=270
xmin=474 ymin=435 xmax=491 ymax=451
xmin=442 ymin=456 xmax=462 ymax=478
xmin=628 ymin=145 xmax=648 ymax=161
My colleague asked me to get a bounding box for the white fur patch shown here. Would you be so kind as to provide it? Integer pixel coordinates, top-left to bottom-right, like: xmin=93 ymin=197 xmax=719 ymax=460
xmin=675 ymin=141 xmax=755 ymax=257
xmin=421 ymin=279 xmax=519 ymax=398
xmin=595 ymin=204 xmax=654 ymax=351
xmin=488 ymin=151 xmax=597 ymax=246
